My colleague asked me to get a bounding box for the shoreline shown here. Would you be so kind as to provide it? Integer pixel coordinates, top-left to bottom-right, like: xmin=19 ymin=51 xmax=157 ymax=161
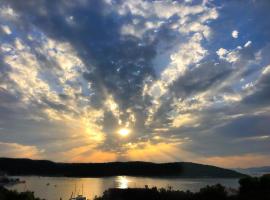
xmin=5 ymin=174 xmax=245 ymax=179
xmin=2 ymin=174 xmax=269 ymax=200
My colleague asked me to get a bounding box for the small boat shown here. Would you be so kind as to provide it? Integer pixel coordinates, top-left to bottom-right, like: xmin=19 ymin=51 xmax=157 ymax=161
xmin=69 ymin=184 xmax=87 ymax=200
xmin=70 ymin=194 xmax=86 ymax=200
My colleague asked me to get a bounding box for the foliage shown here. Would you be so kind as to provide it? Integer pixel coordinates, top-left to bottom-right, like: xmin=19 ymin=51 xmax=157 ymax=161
xmin=93 ymin=174 xmax=270 ymax=200
xmin=0 ymin=187 xmax=43 ymax=200
xmin=238 ymin=174 xmax=270 ymax=200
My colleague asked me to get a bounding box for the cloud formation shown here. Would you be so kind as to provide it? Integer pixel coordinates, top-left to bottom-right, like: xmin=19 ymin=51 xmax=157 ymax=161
xmin=0 ymin=0 xmax=270 ymax=167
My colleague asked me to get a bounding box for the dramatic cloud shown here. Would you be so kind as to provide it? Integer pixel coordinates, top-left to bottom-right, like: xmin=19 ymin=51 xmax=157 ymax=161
xmin=0 ymin=0 xmax=270 ymax=167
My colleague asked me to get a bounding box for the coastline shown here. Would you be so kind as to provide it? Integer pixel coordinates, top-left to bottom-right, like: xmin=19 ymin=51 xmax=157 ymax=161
xmin=2 ymin=174 xmax=269 ymax=200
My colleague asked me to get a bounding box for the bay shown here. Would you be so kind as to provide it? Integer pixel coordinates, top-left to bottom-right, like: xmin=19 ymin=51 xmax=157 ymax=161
xmin=6 ymin=176 xmax=239 ymax=200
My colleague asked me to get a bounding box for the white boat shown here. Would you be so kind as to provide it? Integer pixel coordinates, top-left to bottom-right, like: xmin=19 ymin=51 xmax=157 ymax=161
xmin=70 ymin=194 xmax=86 ymax=200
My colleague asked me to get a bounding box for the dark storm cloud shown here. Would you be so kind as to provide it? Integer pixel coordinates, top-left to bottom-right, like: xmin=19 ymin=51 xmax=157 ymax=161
xmin=3 ymin=0 xmax=157 ymax=112
xmin=217 ymin=115 xmax=270 ymax=138
xmin=243 ymin=68 xmax=270 ymax=106
xmin=0 ymin=87 xmax=18 ymax=103
xmin=183 ymin=130 xmax=270 ymax=157
xmin=166 ymin=105 xmax=270 ymax=157
xmin=170 ymin=61 xmax=232 ymax=98
xmin=40 ymin=97 xmax=68 ymax=111
xmin=0 ymin=52 xmax=11 ymax=84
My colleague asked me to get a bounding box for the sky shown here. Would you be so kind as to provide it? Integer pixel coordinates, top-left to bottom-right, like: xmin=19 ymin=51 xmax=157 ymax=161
xmin=0 ymin=0 xmax=270 ymax=168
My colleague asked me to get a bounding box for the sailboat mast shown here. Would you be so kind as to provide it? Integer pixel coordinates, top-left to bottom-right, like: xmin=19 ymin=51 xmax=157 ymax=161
xmin=82 ymin=184 xmax=84 ymax=195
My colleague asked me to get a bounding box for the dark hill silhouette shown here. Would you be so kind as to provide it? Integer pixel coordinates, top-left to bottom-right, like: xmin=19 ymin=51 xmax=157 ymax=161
xmin=0 ymin=158 xmax=246 ymax=178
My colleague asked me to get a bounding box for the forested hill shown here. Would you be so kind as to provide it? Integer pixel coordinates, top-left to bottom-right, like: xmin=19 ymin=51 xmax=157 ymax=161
xmin=0 ymin=158 xmax=246 ymax=178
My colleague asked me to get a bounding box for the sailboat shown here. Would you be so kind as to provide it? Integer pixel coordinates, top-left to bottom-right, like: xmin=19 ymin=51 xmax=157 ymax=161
xmin=69 ymin=194 xmax=86 ymax=200
xmin=69 ymin=184 xmax=87 ymax=200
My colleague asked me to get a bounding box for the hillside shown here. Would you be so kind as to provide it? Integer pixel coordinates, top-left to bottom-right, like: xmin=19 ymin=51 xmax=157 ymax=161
xmin=0 ymin=158 xmax=246 ymax=178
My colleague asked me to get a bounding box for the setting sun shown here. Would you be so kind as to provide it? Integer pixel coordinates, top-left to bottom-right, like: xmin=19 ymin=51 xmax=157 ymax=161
xmin=118 ymin=128 xmax=130 ymax=137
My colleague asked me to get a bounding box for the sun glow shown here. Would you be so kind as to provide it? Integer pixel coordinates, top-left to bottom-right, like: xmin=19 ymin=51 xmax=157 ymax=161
xmin=118 ymin=128 xmax=130 ymax=137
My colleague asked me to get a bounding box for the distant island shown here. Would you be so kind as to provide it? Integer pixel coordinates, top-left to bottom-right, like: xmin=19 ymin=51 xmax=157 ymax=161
xmin=235 ymin=166 xmax=270 ymax=176
xmin=0 ymin=158 xmax=245 ymax=178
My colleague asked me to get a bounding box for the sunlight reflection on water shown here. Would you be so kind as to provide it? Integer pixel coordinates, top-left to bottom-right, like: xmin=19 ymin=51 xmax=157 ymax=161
xmin=6 ymin=176 xmax=239 ymax=200
xmin=116 ymin=176 xmax=130 ymax=189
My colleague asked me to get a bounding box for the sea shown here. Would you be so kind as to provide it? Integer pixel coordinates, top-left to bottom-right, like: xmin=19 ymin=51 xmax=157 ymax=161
xmin=6 ymin=176 xmax=239 ymax=200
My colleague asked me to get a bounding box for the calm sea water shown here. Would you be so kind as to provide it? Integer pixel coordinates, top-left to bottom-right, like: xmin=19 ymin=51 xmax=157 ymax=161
xmin=6 ymin=176 xmax=239 ymax=200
